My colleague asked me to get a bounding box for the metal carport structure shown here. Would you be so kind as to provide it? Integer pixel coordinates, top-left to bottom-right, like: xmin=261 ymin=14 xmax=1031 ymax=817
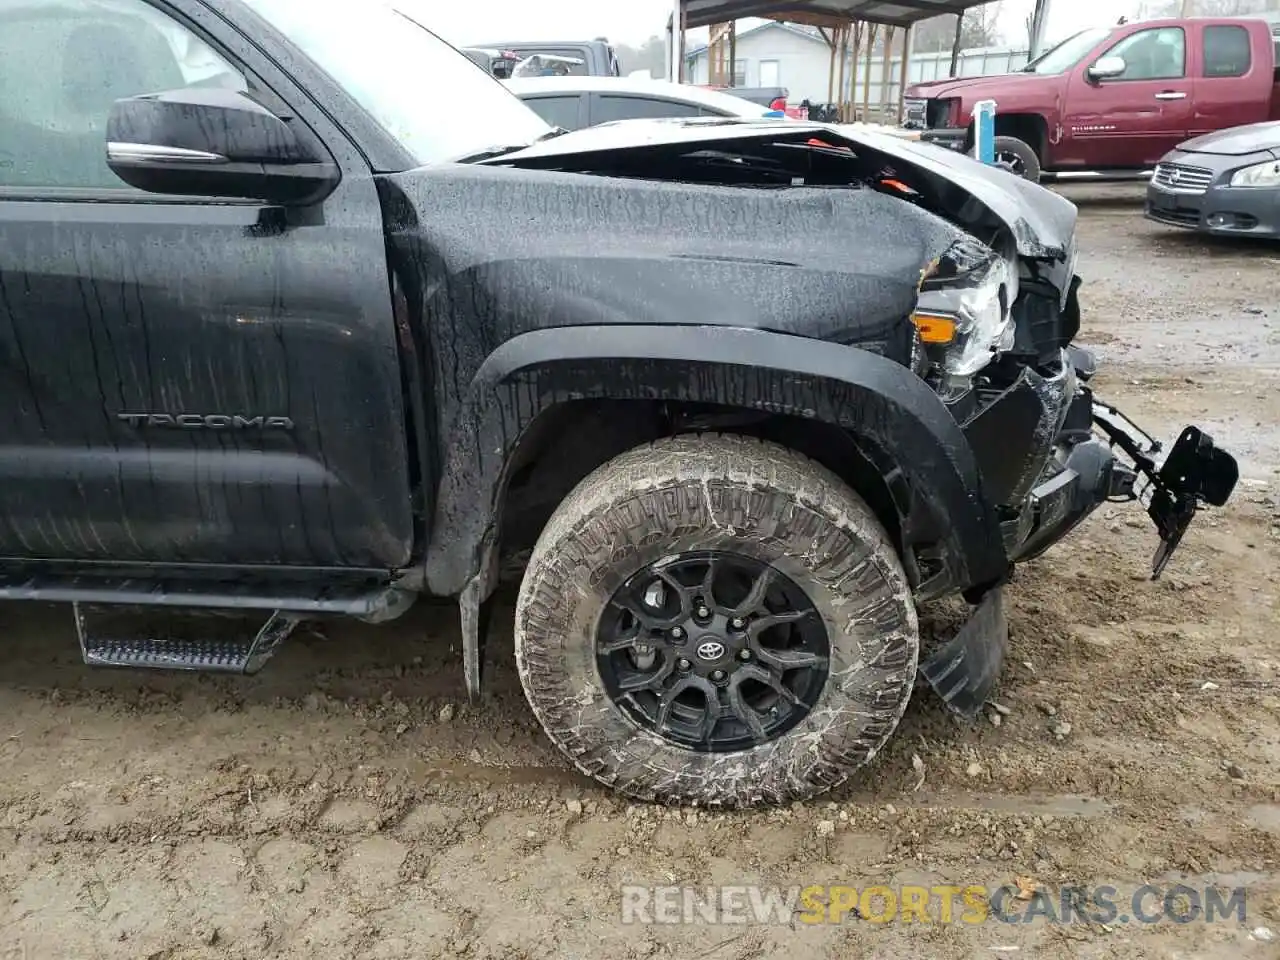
xmin=680 ymin=1 xmax=987 ymax=30
xmin=667 ymin=0 xmax=1054 ymax=124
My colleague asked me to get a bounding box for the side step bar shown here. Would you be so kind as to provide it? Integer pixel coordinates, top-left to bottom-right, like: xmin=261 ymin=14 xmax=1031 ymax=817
xmin=0 ymin=571 xmax=416 ymax=675
xmin=75 ymin=604 xmax=300 ymax=674
xmin=0 ymin=573 xmax=404 ymax=617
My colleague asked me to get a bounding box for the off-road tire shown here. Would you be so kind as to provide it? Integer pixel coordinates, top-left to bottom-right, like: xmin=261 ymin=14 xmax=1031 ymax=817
xmin=514 ymin=433 xmax=919 ymax=807
xmin=994 ymin=135 xmax=1042 ymax=182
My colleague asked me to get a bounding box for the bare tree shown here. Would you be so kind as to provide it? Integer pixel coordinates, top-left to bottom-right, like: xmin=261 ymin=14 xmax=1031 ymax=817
xmin=912 ymin=3 xmax=1006 ymax=54
xmin=614 ymin=35 xmax=668 ymax=77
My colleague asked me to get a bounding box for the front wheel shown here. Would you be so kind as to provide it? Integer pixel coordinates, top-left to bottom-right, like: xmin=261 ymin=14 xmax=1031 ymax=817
xmin=994 ymin=135 xmax=1042 ymax=182
xmin=514 ymin=433 xmax=920 ymax=807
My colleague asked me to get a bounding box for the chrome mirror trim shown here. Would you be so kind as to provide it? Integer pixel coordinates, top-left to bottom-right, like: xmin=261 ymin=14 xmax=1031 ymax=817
xmin=107 ymin=142 xmax=229 ymax=164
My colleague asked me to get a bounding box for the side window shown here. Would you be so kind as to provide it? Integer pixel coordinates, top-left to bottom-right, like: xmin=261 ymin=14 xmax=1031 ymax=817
xmin=0 ymin=0 xmax=247 ymax=191
xmin=1101 ymin=27 xmax=1186 ymax=81
xmin=593 ymin=96 xmax=703 ymax=124
xmin=1202 ymin=25 xmax=1251 ymax=79
xmin=522 ymin=95 xmax=583 ymax=131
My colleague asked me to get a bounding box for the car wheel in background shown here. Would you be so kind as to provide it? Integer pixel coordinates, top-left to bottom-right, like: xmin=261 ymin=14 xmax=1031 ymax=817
xmin=994 ymin=135 xmax=1042 ymax=182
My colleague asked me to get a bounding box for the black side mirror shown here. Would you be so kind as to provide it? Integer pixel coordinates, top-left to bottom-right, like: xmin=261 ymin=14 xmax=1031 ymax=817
xmin=106 ymin=88 xmax=340 ymax=204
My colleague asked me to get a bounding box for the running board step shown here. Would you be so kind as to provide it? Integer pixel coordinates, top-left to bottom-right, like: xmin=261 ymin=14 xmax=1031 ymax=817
xmin=0 ymin=572 xmax=408 ymax=619
xmin=75 ymin=604 xmax=299 ymax=674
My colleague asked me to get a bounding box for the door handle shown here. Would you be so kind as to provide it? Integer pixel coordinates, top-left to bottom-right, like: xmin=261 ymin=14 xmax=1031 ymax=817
xmin=1154 ymin=91 xmax=1187 ymax=100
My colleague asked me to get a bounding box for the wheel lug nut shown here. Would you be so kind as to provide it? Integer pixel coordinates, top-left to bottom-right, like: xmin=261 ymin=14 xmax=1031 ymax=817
xmin=671 ymin=626 xmax=685 ymax=640
xmin=696 ymin=607 xmax=711 ymax=619
xmin=711 ymin=670 xmax=726 ymax=682
xmin=730 ymin=617 xmax=745 ymax=630
xmin=677 ymin=658 xmax=692 ymax=671
xmin=738 ymin=649 xmax=751 ymax=661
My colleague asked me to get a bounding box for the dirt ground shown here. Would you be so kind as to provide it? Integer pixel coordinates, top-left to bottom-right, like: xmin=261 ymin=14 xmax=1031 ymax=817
xmin=2 ymin=187 xmax=1279 ymax=960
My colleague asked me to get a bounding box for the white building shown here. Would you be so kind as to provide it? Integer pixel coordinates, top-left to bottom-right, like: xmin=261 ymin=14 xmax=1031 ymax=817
xmin=685 ymin=22 xmax=832 ymax=103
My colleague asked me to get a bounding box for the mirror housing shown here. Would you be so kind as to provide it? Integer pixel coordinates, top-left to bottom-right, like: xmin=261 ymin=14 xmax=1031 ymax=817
xmin=1087 ymin=56 xmax=1127 ymax=82
xmin=106 ymin=88 xmax=339 ymax=204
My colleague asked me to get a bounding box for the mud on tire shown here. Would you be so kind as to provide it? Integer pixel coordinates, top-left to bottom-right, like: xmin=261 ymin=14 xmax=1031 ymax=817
xmin=514 ymin=433 xmax=919 ymax=807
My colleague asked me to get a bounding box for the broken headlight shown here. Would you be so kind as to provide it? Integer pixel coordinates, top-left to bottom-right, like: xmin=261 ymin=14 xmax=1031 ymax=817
xmin=912 ymin=237 xmax=1017 ymax=380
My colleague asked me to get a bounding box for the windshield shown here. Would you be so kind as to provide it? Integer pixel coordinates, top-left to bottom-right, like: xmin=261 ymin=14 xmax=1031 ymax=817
xmin=1022 ymin=27 xmax=1113 ymax=75
xmin=240 ymin=0 xmax=551 ymax=165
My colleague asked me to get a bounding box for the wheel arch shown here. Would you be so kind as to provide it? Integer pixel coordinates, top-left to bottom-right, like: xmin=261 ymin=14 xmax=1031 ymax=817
xmin=993 ymin=113 xmax=1049 ymax=164
xmin=423 ymin=325 xmax=1009 ymax=605
xmin=487 ymin=397 xmax=906 ymax=577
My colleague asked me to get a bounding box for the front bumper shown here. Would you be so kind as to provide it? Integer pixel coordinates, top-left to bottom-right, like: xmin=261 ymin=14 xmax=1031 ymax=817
xmin=1147 ymin=182 xmax=1280 ymax=238
xmin=919 ymin=127 xmax=970 ymax=153
xmin=919 ymin=347 xmax=1239 ymax=719
xmin=1145 ymin=151 xmax=1280 ymax=239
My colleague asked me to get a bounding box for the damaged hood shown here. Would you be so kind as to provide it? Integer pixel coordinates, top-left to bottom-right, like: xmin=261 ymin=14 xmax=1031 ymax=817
xmin=486 ymin=118 xmax=1078 ymax=262
xmin=1175 ymin=121 xmax=1280 ymax=158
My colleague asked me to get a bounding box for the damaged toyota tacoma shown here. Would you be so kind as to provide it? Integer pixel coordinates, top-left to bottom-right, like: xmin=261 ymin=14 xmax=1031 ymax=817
xmin=0 ymin=0 xmax=1239 ymax=806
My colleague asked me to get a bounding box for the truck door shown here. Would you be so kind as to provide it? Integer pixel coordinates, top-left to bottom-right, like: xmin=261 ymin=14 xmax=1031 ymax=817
xmin=0 ymin=0 xmax=415 ymax=570
xmin=1062 ymin=24 xmax=1193 ymax=168
xmin=1190 ymin=22 xmax=1266 ymax=138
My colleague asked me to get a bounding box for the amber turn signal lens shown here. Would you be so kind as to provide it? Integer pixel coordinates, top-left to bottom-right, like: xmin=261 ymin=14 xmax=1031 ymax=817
xmin=911 ymin=312 xmax=957 ymax=344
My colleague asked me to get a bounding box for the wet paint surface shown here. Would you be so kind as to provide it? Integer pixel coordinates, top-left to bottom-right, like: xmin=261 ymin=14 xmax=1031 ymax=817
xmin=0 ymin=178 xmax=413 ymax=567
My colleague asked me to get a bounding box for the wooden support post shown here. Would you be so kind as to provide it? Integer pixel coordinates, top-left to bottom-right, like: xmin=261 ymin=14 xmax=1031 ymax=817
xmin=846 ymin=22 xmax=860 ymax=122
xmin=862 ymin=23 xmax=877 ymax=124
xmin=950 ymin=13 xmax=963 ymax=77
xmin=835 ymin=26 xmax=847 ymax=117
xmin=823 ymin=27 xmax=836 ymax=104
xmin=678 ymin=7 xmax=687 ymax=82
xmin=878 ymin=25 xmax=895 ymax=123
xmin=728 ymin=21 xmax=736 ymax=86
xmin=898 ymin=24 xmax=912 ymax=123
xmin=708 ymin=24 xmax=721 ymax=85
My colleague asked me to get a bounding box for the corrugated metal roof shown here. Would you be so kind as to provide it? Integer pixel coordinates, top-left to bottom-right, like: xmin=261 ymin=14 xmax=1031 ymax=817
xmin=680 ymin=0 xmax=996 ymax=30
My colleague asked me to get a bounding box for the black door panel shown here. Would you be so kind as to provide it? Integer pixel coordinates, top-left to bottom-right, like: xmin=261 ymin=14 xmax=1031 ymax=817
xmin=0 ymin=197 xmax=414 ymax=567
xmin=0 ymin=0 xmax=414 ymax=570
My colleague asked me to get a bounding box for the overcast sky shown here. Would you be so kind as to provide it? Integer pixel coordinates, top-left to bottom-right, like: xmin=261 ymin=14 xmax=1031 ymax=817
xmin=416 ymin=0 xmax=1134 ymax=48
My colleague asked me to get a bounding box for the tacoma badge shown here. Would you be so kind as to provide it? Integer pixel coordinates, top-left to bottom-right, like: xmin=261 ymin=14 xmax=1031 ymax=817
xmin=117 ymin=413 xmax=295 ymax=429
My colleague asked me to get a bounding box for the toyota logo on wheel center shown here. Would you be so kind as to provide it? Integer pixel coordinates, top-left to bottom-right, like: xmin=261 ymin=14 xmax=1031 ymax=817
xmin=695 ymin=640 xmax=726 ymax=661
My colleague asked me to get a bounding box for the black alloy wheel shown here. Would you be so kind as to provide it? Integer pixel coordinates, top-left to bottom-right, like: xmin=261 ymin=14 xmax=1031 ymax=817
xmin=596 ymin=551 xmax=829 ymax=752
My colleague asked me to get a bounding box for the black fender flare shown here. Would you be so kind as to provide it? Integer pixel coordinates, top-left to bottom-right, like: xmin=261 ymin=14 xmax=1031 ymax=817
xmin=424 ymin=325 xmax=1008 ymax=599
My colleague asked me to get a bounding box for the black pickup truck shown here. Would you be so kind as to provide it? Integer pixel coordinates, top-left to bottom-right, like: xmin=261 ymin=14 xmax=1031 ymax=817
xmin=0 ymin=0 xmax=1238 ymax=807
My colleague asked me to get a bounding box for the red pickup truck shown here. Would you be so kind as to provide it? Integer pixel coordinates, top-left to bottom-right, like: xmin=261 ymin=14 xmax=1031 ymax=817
xmin=905 ymin=17 xmax=1280 ymax=181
